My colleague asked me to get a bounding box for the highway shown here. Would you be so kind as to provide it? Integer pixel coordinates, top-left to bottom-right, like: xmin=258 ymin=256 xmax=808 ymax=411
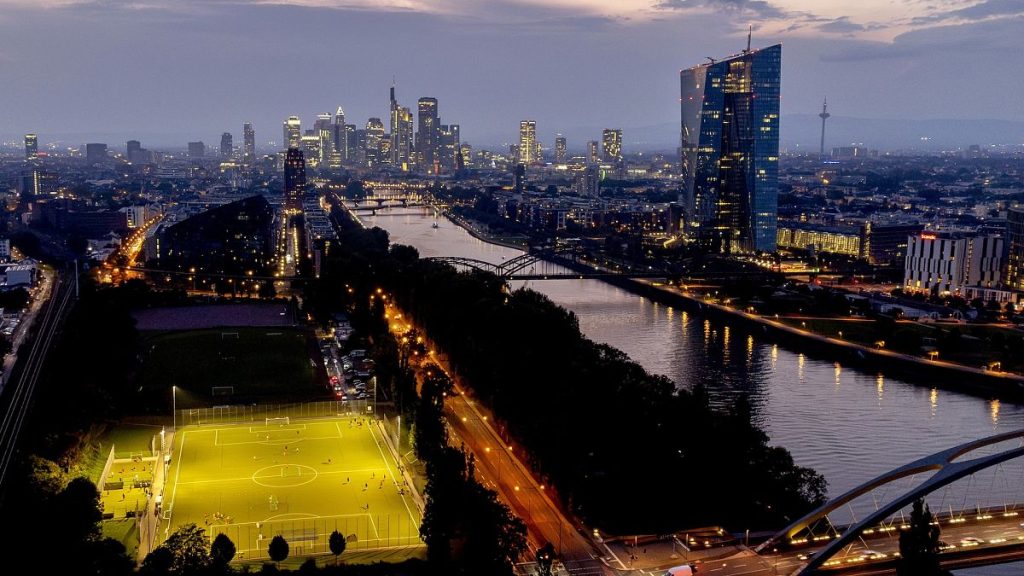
xmin=0 ymin=271 xmax=74 ymax=491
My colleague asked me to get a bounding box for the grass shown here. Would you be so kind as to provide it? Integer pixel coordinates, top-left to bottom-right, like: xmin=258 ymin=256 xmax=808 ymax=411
xmin=102 ymin=518 xmax=141 ymax=558
xmin=99 ymin=458 xmax=155 ymax=518
xmin=139 ymin=328 xmax=317 ymax=401
xmin=163 ymin=416 xmax=422 ymax=562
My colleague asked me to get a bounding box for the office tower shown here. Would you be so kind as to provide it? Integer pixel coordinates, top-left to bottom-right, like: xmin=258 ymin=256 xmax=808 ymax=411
xmin=818 ymin=98 xmax=830 ymax=160
xmin=243 ymin=122 xmax=256 ymax=164
xmin=554 ymin=135 xmax=567 ymax=164
xmin=85 ymin=143 xmax=108 ymax=163
xmin=460 ymin=143 xmax=473 ymax=169
xmin=416 ymin=97 xmax=439 ymax=172
xmin=389 ymin=87 xmax=414 ymax=170
xmin=513 ymin=164 xmax=525 ymax=196
xmin=300 ymin=133 xmax=320 ymax=168
xmin=680 ymin=43 xmax=781 ymax=253
xmin=587 ymin=141 xmax=599 ymax=164
xmin=24 ymin=134 xmax=38 ymax=161
xmin=315 ymin=113 xmax=333 ymax=166
xmin=365 ymin=118 xmax=385 ymax=167
xmin=283 ymin=116 xmax=301 ymax=149
xmin=127 ymin=140 xmax=142 ymax=158
xmin=438 ymin=124 xmax=460 ymax=172
xmin=188 ymin=141 xmax=205 ymax=158
xmin=1006 ymin=207 xmax=1024 ymax=291
xmin=574 ymin=165 xmax=600 ymax=197
xmin=220 ymin=132 xmax=233 ymax=158
xmin=332 ymin=107 xmax=347 ymax=162
xmin=284 ymin=148 xmax=306 ymax=212
xmin=602 ymin=129 xmax=622 ymax=162
xmin=518 ymin=121 xmax=537 ymax=164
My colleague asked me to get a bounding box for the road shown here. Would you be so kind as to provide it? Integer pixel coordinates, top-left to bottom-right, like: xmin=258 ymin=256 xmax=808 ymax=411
xmin=0 ymin=267 xmax=55 ymax=390
xmin=0 ymin=271 xmax=74 ymax=491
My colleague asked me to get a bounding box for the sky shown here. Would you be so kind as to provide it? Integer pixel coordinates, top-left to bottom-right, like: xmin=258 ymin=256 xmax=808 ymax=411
xmin=1 ymin=0 xmax=1023 ymax=149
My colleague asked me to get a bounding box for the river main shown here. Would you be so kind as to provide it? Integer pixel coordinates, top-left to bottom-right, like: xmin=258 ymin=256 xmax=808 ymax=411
xmin=364 ymin=208 xmax=1024 ymax=555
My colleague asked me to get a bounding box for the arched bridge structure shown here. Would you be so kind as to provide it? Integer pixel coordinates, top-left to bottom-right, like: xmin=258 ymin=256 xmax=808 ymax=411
xmin=755 ymin=428 xmax=1024 ymax=574
xmin=425 ymin=246 xmax=607 ymax=281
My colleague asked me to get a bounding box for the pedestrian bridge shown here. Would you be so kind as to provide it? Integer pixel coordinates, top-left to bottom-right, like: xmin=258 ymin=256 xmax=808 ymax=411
xmin=753 ymin=428 xmax=1024 ymax=574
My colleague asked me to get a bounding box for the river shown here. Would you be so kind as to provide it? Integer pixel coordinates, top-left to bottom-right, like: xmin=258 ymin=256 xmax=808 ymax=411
xmin=362 ymin=207 xmax=1024 ymax=573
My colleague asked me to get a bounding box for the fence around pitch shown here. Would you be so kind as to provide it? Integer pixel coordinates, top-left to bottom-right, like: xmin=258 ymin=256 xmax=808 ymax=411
xmin=175 ymin=401 xmax=354 ymax=427
xmin=210 ymin=512 xmax=423 ymax=560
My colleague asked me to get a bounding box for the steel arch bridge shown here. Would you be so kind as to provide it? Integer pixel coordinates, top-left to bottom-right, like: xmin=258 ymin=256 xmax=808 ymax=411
xmin=424 ymin=246 xmax=594 ymax=280
xmin=755 ymin=428 xmax=1024 ymax=574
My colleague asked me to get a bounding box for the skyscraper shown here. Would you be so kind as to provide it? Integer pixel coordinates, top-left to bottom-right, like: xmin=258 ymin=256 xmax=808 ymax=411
xmin=554 ymin=135 xmax=567 ymax=164
xmin=283 ymin=116 xmax=301 ymax=149
xmin=315 ymin=113 xmax=333 ymax=166
xmin=680 ymin=43 xmax=781 ymax=253
xmin=602 ymin=129 xmax=622 ymax=162
xmin=243 ymin=122 xmax=256 ymax=165
xmin=333 ymin=107 xmax=347 ymax=162
xmin=1005 ymin=207 xmax=1024 ymax=291
xmin=416 ymin=98 xmax=439 ymax=173
xmin=439 ymin=124 xmax=460 ymax=173
xmin=365 ymin=118 xmax=385 ymax=167
xmin=389 ymin=86 xmax=414 ymax=170
xmin=587 ymin=141 xmax=599 ymax=164
xmin=85 ymin=143 xmax=108 ymax=163
xmin=127 ymin=140 xmax=142 ymax=159
xmin=284 ymin=148 xmax=306 ymax=212
xmin=24 ymin=134 xmax=38 ymax=161
xmin=220 ymin=132 xmax=233 ymax=158
xmin=188 ymin=141 xmax=205 ymax=159
xmin=519 ymin=121 xmax=537 ymax=165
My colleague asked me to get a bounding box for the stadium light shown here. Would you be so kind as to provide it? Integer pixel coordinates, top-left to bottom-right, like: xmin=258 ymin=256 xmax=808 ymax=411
xmin=172 ymin=385 xmax=177 ymax=433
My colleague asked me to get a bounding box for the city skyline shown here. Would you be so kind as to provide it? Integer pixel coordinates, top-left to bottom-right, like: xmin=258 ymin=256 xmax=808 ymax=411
xmin=2 ymin=1 xmax=1023 ymax=149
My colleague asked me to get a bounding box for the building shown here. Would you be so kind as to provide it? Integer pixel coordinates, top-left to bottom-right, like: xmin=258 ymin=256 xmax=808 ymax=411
xmin=365 ymin=118 xmax=386 ymax=167
xmin=573 ymin=165 xmax=600 ymax=197
xmin=333 ymin=107 xmax=347 ymax=161
xmin=283 ymin=115 xmax=302 ymax=149
xmin=439 ymin=124 xmax=460 ymax=172
xmin=866 ymin=222 xmax=923 ymax=266
xmin=284 ymin=148 xmax=306 ymax=212
xmin=24 ymin=134 xmax=38 ymax=161
xmin=0 ymin=238 xmax=10 ymax=262
xmin=152 ymin=195 xmax=275 ymax=277
xmin=777 ymin=221 xmax=863 ymax=259
xmin=1005 ymin=207 xmax=1024 ymax=291
xmin=389 ymin=87 xmax=414 ymax=170
xmin=220 ymin=133 xmax=233 ymax=158
xmin=313 ymin=113 xmax=332 ymax=166
xmin=554 ymin=135 xmax=567 ymax=164
xmin=243 ymin=123 xmax=256 ymax=165
xmin=417 ymin=97 xmax=439 ymax=172
xmin=188 ymin=141 xmax=205 ymax=159
xmin=904 ymin=232 xmax=1004 ymax=295
xmin=519 ymin=121 xmax=537 ymax=165
xmin=602 ymin=129 xmax=622 ymax=163
xmin=85 ymin=143 xmax=108 ymax=163
xmin=587 ymin=140 xmax=599 ymax=164
xmin=680 ymin=43 xmax=781 ymax=253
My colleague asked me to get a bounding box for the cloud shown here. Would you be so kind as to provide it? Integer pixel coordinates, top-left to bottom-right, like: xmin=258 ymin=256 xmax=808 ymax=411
xmin=656 ymin=0 xmax=789 ymax=19
xmin=910 ymin=0 xmax=1024 ymax=24
xmin=816 ymin=16 xmax=866 ymax=33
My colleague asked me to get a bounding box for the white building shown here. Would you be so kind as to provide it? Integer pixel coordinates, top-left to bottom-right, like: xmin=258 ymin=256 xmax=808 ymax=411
xmin=904 ymin=232 xmax=1003 ymax=295
xmin=0 ymin=239 xmax=10 ymax=262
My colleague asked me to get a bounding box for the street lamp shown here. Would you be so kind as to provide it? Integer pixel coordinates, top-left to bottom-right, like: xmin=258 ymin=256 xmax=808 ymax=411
xmin=172 ymin=385 xmax=177 ymax=433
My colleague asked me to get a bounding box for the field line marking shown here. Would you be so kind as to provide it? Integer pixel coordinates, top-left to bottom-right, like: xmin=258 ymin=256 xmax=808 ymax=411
xmin=369 ymin=421 xmax=417 ymax=526
xmin=368 ymin=513 xmax=379 ymax=539
xmin=168 ymin=431 xmax=187 ymax=529
xmin=175 ymin=466 xmax=385 ymax=486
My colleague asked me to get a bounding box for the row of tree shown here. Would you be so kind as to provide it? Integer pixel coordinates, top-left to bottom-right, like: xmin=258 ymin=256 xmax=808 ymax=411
xmin=317 ymin=215 xmax=828 ymax=534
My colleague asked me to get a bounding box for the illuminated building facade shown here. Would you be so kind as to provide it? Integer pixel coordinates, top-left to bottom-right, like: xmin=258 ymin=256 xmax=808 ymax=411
xmin=333 ymin=107 xmax=348 ymax=162
xmin=243 ymin=123 xmax=255 ymax=165
xmin=904 ymin=232 xmax=1003 ymax=295
xmin=315 ymin=113 xmax=333 ymax=166
xmin=390 ymin=87 xmax=414 ymax=170
xmin=283 ymin=115 xmax=301 ymax=149
xmin=24 ymin=134 xmax=38 ymax=161
xmin=417 ymin=97 xmax=439 ymax=172
xmin=1005 ymin=207 xmax=1024 ymax=291
xmin=555 ymin=135 xmax=566 ymax=164
xmin=587 ymin=140 xmax=599 ymax=164
xmin=439 ymin=124 xmax=460 ymax=172
xmin=776 ymin=221 xmax=863 ymax=258
xmin=680 ymin=43 xmax=781 ymax=253
xmin=518 ymin=121 xmax=537 ymax=165
xmin=284 ymin=147 xmax=306 ymax=212
xmin=365 ymin=118 xmax=385 ymax=167
xmin=602 ymin=129 xmax=622 ymax=162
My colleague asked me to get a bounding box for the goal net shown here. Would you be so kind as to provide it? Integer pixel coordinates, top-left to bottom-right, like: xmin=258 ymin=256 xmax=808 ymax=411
xmin=266 ymin=417 xmax=290 ymax=426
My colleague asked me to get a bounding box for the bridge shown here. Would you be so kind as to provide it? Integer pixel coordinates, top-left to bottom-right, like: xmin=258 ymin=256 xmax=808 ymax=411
xmin=725 ymin=428 xmax=1024 ymax=575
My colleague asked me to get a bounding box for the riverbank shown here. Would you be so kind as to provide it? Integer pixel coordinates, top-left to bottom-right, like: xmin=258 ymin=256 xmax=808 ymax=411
xmin=440 ymin=209 xmax=529 ymax=251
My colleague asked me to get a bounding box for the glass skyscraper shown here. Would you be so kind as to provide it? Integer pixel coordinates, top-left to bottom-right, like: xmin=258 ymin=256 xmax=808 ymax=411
xmin=680 ymin=44 xmax=781 ymax=253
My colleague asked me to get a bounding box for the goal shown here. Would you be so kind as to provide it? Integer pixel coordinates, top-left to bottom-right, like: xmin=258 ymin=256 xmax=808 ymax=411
xmin=266 ymin=417 xmax=290 ymax=426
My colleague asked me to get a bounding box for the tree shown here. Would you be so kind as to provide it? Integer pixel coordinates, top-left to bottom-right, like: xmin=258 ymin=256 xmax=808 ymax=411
xmin=210 ymin=532 xmax=237 ymax=568
xmin=162 ymin=523 xmax=212 ymax=575
xmin=268 ymin=535 xmax=289 ymax=566
xmin=140 ymin=546 xmax=175 ymax=576
xmin=55 ymin=477 xmax=102 ymax=543
xmin=897 ymin=499 xmax=948 ymax=576
xmin=328 ymin=530 xmax=347 ymax=565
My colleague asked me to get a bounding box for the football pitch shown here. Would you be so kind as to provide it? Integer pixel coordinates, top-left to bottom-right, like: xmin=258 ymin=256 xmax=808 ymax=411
xmin=163 ymin=416 xmax=422 ymax=560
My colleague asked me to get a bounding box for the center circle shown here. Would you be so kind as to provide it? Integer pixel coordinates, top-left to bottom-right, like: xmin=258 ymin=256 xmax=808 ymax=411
xmin=252 ymin=464 xmax=319 ymax=487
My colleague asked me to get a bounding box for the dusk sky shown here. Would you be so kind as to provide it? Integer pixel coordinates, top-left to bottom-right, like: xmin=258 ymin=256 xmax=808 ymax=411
xmin=2 ymin=0 xmax=1023 ymax=149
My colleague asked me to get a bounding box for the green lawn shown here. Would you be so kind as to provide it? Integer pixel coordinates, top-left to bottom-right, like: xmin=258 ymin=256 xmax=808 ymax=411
xmin=139 ymin=328 xmax=317 ymax=401
xmin=163 ymin=416 xmax=422 ymax=561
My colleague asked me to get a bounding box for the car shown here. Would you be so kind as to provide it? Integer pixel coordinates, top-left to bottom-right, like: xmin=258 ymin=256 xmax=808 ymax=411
xmin=356 ymin=392 xmax=368 ymax=399
xmin=937 ymin=540 xmax=953 ymax=552
xmin=959 ymin=537 xmax=984 ymax=547
xmin=796 ymin=551 xmax=816 ymax=561
xmin=861 ymin=550 xmax=886 ymax=560
xmin=329 ymin=375 xmax=339 ymax=384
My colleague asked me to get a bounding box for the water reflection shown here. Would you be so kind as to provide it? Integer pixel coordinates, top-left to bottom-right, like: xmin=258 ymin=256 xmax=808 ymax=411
xmin=365 ymin=207 xmax=1024 ymax=497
